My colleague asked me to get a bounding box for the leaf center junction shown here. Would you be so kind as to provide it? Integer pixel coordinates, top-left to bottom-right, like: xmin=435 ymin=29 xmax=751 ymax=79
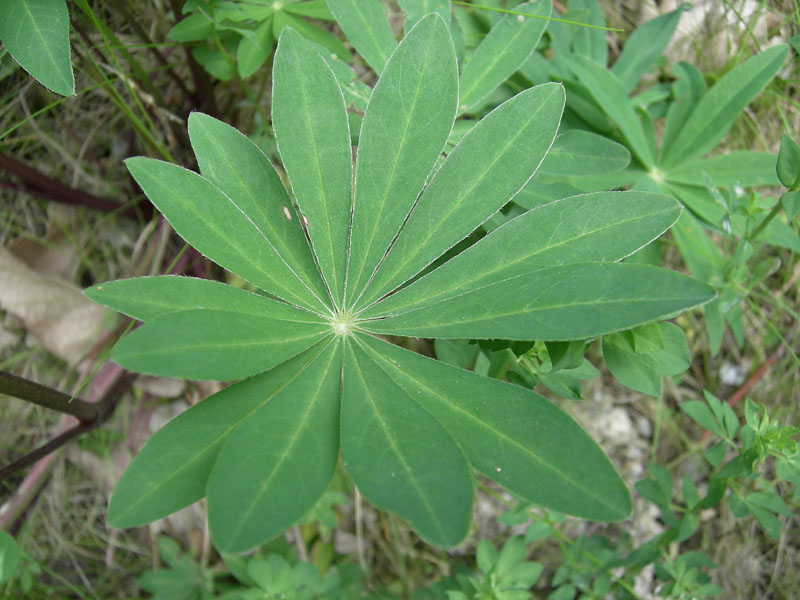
xmin=330 ymin=310 xmax=355 ymax=337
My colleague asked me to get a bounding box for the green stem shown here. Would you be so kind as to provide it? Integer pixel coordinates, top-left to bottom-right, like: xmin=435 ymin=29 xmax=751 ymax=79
xmin=748 ymin=201 xmax=783 ymax=242
xmin=451 ymin=1 xmax=623 ymax=32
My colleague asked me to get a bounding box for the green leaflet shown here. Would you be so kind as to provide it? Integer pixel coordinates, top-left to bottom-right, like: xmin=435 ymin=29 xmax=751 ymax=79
xmin=457 ymin=1 xmax=551 ymax=113
xmin=661 ymin=45 xmax=788 ymax=168
xmin=610 ymin=5 xmax=685 ymax=93
xmin=106 ymin=342 xmax=333 ymax=528
xmin=362 ymin=191 xmax=683 ymax=315
xmin=125 ymin=157 xmax=328 ymax=314
xmin=345 ymin=15 xmax=458 ymax=306
xmin=272 ymin=28 xmax=353 ymax=309
xmin=400 ymin=0 xmax=450 ymax=33
xmin=0 ymin=0 xmax=74 ymax=95
xmin=207 ymin=340 xmax=341 ymax=552
xmin=357 ymin=333 xmax=632 ymax=521
xmin=538 ymin=129 xmax=631 ymax=177
xmin=84 ymin=276 xmax=323 ymax=323
xmin=569 ymin=0 xmax=607 ymax=65
xmin=343 ymin=339 xmax=473 ymax=547
xmin=567 ymin=55 xmax=655 ymax=168
xmin=664 ymin=151 xmax=779 ymax=188
xmin=361 ymin=262 xmax=714 ymax=340
xmin=357 ymin=83 xmax=564 ymax=309
xmin=113 ymin=309 xmax=329 ymax=380
xmin=187 ymin=113 xmax=328 ymax=303
xmin=325 ymin=0 xmax=396 ymax=73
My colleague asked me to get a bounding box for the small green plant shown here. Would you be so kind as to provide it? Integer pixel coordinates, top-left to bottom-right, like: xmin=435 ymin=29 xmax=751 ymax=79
xmin=86 ymin=16 xmax=714 ymax=553
xmin=169 ymin=0 xmax=350 ymax=80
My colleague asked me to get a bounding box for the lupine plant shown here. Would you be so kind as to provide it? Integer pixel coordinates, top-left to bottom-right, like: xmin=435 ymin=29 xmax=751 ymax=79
xmin=85 ymin=15 xmax=714 ymax=552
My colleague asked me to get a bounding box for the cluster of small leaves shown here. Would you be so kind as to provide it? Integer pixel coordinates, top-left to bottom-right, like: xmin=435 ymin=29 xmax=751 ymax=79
xmin=168 ymin=0 xmax=348 ymax=80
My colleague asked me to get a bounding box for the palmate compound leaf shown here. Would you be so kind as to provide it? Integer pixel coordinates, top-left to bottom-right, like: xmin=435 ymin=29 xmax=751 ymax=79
xmin=92 ymin=15 xmax=716 ymax=552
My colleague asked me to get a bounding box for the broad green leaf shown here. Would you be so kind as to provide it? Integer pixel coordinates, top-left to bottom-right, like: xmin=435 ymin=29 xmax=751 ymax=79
xmin=611 ymin=5 xmax=685 ymax=93
xmin=661 ymin=61 xmax=706 ymax=159
xmin=0 ymin=0 xmax=74 ymax=95
xmin=113 ymin=309 xmax=329 ymax=380
xmin=125 ymin=157 xmax=327 ymax=313
xmin=188 ymin=113 xmax=328 ymax=304
xmin=342 ymin=339 xmax=473 ymax=547
xmin=603 ymin=337 xmax=662 ymax=397
xmin=357 ymin=83 xmax=564 ymax=309
xmin=357 ymin=333 xmax=632 ymax=521
xmin=345 ymin=15 xmax=457 ymax=306
xmin=362 ymin=263 xmax=714 ymax=340
xmin=107 ymin=343 xmax=332 ymax=528
xmin=325 ymin=0 xmax=396 ymax=73
xmin=569 ymin=0 xmax=607 ymax=65
xmin=400 ymin=0 xmax=450 ymax=33
xmin=363 ymin=191 xmax=681 ymax=316
xmin=84 ymin=276 xmax=319 ymax=323
xmin=567 ymin=54 xmax=655 ymax=168
xmin=661 ymin=45 xmax=788 ymax=168
xmin=777 ymin=133 xmax=800 ymax=189
xmin=272 ymin=28 xmax=352 ymax=308
xmin=207 ymin=340 xmax=341 ymax=552
xmin=192 ymin=46 xmax=235 ymax=81
xmin=781 ymin=190 xmax=800 ymax=220
xmin=746 ymin=492 xmax=793 ymax=518
xmin=457 ymin=1 xmax=551 ymax=113
xmin=665 ymin=151 xmax=779 ymax=188
xmin=538 ymin=129 xmax=631 ymax=176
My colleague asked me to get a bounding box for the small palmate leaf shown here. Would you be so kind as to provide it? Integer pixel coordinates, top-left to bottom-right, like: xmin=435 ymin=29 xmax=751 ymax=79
xmin=113 ymin=309 xmax=328 ymax=380
xmin=107 ymin=343 xmax=332 ymax=528
xmin=357 ymin=333 xmax=632 ymax=521
xmin=343 ymin=339 xmax=473 ymax=547
xmin=207 ymin=340 xmax=341 ymax=552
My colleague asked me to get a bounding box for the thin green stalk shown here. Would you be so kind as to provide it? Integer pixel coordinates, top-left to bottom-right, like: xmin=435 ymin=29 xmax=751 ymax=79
xmin=748 ymin=202 xmax=784 ymax=242
xmin=451 ymin=1 xmax=623 ymax=32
